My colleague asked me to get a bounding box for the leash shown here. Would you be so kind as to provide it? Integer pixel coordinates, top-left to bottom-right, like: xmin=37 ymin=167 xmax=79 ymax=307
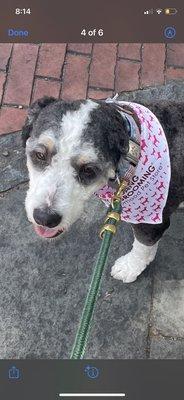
xmin=70 ymin=179 xmax=129 ymax=359
xmin=70 ymin=98 xmax=141 ymax=359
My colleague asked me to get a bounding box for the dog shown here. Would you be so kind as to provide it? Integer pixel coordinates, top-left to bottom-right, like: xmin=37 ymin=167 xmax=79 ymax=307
xmin=22 ymin=96 xmax=184 ymax=283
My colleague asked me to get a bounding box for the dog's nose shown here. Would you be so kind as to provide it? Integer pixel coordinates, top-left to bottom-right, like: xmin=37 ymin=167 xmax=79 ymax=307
xmin=33 ymin=208 xmax=62 ymax=228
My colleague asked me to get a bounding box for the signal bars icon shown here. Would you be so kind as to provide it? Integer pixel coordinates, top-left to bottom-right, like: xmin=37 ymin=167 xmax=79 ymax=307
xmin=144 ymin=9 xmax=154 ymax=15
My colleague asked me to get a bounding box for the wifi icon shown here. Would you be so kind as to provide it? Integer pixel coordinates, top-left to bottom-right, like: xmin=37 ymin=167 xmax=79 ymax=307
xmin=156 ymin=9 xmax=163 ymax=14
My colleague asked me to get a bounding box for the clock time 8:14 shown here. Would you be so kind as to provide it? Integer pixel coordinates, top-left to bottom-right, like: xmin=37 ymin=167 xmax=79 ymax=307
xmin=15 ymin=8 xmax=31 ymax=15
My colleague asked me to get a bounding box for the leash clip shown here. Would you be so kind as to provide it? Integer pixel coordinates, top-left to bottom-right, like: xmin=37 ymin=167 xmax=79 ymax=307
xmin=99 ymin=178 xmax=129 ymax=239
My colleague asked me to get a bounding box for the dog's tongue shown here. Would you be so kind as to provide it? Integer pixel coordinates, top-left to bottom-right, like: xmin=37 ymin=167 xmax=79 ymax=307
xmin=34 ymin=225 xmax=60 ymax=238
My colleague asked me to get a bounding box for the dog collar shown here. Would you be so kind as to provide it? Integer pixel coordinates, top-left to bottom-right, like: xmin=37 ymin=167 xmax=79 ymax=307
xmin=105 ymin=99 xmax=141 ymax=186
xmin=117 ymin=108 xmax=140 ymax=167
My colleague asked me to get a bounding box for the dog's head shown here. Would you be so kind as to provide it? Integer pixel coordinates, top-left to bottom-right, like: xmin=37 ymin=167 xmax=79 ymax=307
xmin=23 ymin=97 xmax=129 ymax=238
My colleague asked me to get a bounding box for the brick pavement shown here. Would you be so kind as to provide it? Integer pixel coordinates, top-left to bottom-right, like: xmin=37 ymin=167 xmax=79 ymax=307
xmin=0 ymin=43 xmax=184 ymax=135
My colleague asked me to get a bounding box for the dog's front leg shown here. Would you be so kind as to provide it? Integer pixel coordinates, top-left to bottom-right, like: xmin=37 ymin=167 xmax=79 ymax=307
xmin=111 ymin=237 xmax=158 ymax=283
xmin=111 ymin=219 xmax=170 ymax=283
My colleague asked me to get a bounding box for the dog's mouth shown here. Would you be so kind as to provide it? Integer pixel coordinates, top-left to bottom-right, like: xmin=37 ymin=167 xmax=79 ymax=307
xmin=33 ymin=225 xmax=64 ymax=238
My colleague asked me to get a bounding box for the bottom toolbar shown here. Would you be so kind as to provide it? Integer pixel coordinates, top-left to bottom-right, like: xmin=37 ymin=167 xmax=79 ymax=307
xmin=0 ymin=360 xmax=183 ymax=400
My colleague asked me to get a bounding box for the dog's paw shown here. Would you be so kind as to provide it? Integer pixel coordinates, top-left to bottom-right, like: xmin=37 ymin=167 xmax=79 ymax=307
xmin=111 ymin=239 xmax=158 ymax=283
xmin=111 ymin=253 xmax=144 ymax=283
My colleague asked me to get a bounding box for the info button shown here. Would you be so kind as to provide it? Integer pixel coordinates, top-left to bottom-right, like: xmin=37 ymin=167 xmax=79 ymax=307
xmin=8 ymin=28 xmax=29 ymax=37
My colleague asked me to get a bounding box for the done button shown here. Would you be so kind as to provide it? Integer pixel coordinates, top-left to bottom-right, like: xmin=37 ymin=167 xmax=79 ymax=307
xmin=8 ymin=28 xmax=29 ymax=37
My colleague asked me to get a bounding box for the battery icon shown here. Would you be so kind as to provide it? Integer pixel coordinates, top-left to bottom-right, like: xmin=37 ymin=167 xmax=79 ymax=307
xmin=165 ymin=8 xmax=177 ymax=15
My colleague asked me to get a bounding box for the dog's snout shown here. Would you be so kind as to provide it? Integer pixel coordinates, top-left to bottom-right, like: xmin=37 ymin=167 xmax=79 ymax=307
xmin=33 ymin=208 xmax=62 ymax=228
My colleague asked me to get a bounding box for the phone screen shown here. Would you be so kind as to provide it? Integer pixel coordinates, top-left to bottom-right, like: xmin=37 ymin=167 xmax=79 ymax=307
xmin=0 ymin=1 xmax=184 ymax=399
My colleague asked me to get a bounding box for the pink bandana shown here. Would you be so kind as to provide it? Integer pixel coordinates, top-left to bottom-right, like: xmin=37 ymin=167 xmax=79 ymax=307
xmin=95 ymin=101 xmax=171 ymax=224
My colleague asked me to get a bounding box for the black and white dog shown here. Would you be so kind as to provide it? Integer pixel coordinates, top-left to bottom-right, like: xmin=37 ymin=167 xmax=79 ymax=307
xmin=22 ymin=96 xmax=184 ymax=283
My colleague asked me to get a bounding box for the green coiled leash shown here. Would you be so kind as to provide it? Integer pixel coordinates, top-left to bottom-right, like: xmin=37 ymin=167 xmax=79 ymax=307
xmin=70 ymin=179 xmax=128 ymax=359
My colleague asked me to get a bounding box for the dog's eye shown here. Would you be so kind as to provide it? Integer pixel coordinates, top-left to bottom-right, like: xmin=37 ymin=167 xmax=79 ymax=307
xmin=77 ymin=164 xmax=100 ymax=185
xmin=35 ymin=151 xmax=46 ymax=161
xmin=30 ymin=146 xmax=49 ymax=168
xmin=81 ymin=165 xmax=97 ymax=178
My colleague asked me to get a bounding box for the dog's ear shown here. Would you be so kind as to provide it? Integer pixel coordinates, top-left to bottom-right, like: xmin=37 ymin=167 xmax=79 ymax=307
xmin=105 ymin=106 xmax=129 ymax=166
xmin=97 ymin=104 xmax=130 ymax=187
xmin=22 ymin=96 xmax=56 ymax=147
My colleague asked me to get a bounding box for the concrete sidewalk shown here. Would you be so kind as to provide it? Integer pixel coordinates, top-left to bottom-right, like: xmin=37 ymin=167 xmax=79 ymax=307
xmin=0 ymin=76 xmax=184 ymax=359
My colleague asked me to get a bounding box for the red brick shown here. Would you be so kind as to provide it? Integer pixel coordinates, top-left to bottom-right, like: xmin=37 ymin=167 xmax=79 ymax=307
xmin=166 ymin=67 xmax=184 ymax=81
xmin=89 ymin=44 xmax=117 ymax=89
xmin=88 ymin=88 xmax=113 ymax=100
xmin=0 ymin=72 xmax=6 ymax=102
xmin=4 ymin=44 xmax=38 ymax=106
xmin=167 ymin=44 xmax=184 ymax=67
xmin=0 ymin=44 xmax=12 ymax=70
xmin=118 ymin=43 xmax=141 ymax=60
xmin=36 ymin=44 xmax=66 ymax=78
xmin=115 ymin=60 xmax=140 ymax=92
xmin=32 ymin=79 xmax=61 ymax=102
xmin=68 ymin=43 xmax=92 ymax=54
xmin=141 ymin=44 xmax=165 ymax=87
xmin=0 ymin=107 xmax=27 ymax=135
xmin=61 ymin=54 xmax=90 ymax=100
